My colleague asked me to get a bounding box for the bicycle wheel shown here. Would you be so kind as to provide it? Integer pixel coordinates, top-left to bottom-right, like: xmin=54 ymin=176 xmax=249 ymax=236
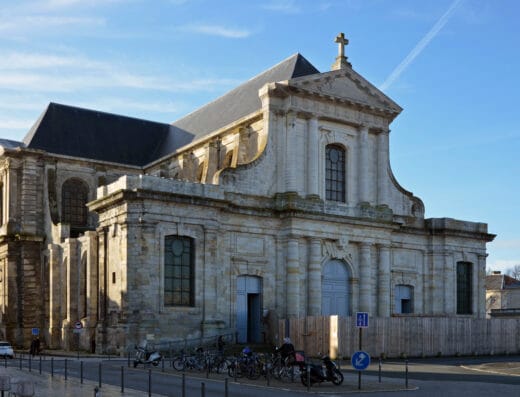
xmin=173 ymin=357 xmax=185 ymax=371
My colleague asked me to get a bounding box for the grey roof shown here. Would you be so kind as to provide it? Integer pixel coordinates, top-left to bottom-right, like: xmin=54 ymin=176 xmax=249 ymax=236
xmin=23 ymin=103 xmax=181 ymax=167
xmin=0 ymin=138 xmax=24 ymax=149
xmin=172 ymin=53 xmax=320 ymax=139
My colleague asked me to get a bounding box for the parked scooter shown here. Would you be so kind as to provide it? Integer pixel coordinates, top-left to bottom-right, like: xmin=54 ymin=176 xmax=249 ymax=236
xmin=133 ymin=344 xmax=162 ymax=368
xmin=300 ymin=355 xmax=344 ymax=386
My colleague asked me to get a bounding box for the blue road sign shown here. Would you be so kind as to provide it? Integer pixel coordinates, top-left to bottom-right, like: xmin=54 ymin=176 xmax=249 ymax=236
xmin=31 ymin=328 xmax=39 ymax=336
xmin=351 ymin=351 xmax=371 ymax=370
xmin=356 ymin=312 xmax=369 ymax=328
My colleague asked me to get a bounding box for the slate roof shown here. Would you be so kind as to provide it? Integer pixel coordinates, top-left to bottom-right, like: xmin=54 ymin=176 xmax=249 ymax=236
xmin=172 ymin=53 xmax=320 ymax=140
xmin=23 ymin=103 xmax=179 ymax=167
xmin=0 ymin=138 xmax=24 ymax=149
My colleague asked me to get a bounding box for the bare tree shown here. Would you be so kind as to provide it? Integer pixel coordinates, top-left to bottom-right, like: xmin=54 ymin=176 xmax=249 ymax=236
xmin=505 ymin=264 xmax=520 ymax=280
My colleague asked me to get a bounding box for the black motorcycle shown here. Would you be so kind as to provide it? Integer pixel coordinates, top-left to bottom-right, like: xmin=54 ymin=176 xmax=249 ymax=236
xmin=300 ymin=355 xmax=344 ymax=386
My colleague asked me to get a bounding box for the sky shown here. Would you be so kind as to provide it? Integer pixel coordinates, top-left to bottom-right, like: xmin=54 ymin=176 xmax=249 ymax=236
xmin=0 ymin=0 xmax=518 ymax=273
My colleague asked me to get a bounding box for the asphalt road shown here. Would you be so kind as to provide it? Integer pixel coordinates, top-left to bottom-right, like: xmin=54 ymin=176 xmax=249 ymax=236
xmin=3 ymin=354 xmax=519 ymax=396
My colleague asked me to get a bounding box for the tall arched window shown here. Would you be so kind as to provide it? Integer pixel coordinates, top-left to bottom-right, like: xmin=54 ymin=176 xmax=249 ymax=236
xmin=164 ymin=235 xmax=195 ymax=307
xmin=457 ymin=262 xmax=473 ymax=314
xmin=325 ymin=144 xmax=346 ymax=202
xmin=61 ymin=178 xmax=89 ymax=235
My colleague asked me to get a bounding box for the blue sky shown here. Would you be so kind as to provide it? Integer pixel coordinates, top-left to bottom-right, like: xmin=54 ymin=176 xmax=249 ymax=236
xmin=0 ymin=0 xmax=518 ymax=273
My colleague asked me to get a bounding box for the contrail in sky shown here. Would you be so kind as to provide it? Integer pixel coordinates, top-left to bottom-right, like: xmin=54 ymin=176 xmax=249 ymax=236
xmin=380 ymin=0 xmax=463 ymax=91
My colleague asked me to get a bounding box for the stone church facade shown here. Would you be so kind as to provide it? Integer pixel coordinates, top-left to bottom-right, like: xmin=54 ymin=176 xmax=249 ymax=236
xmin=0 ymin=35 xmax=494 ymax=353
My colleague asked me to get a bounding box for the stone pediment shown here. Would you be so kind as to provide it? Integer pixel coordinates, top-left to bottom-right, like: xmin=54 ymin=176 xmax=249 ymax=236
xmin=288 ymin=68 xmax=402 ymax=116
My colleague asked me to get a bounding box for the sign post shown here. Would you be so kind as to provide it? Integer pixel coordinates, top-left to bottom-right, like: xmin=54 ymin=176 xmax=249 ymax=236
xmin=354 ymin=312 xmax=370 ymax=390
xmin=73 ymin=321 xmax=83 ymax=359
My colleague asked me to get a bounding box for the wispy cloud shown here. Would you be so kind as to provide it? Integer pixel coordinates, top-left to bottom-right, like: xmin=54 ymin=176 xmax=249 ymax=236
xmin=178 ymin=24 xmax=250 ymax=38
xmin=0 ymin=15 xmax=105 ymax=32
xmin=260 ymin=0 xmax=301 ymax=14
xmin=380 ymin=0 xmax=463 ymax=91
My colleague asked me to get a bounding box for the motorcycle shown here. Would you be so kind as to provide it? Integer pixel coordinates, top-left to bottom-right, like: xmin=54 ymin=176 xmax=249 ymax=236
xmin=133 ymin=344 xmax=162 ymax=368
xmin=300 ymin=355 xmax=344 ymax=386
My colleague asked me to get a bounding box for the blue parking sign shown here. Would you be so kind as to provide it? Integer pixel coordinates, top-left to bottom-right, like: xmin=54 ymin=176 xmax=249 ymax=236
xmin=352 ymin=351 xmax=371 ymax=370
xmin=356 ymin=312 xmax=369 ymax=328
xmin=31 ymin=328 xmax=39 ymax=335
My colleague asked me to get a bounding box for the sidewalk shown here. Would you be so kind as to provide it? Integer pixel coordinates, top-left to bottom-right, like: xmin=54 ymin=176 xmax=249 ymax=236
xmin=0 ymin=366 xmax=158 ymax=397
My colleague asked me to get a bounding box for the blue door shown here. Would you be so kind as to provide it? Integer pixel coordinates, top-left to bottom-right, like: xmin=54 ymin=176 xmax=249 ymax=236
xmin=321 ymin=260 xmax=349 ymax=316
xmin=236 ymin=276 xmax=262 ymax=343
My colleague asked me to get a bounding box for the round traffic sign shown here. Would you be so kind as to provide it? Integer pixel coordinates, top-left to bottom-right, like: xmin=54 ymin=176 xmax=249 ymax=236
xmin=74 ymin=321 xmax=83 ymax=329
xmin=351 ymin=351 xmax=371 ymax=370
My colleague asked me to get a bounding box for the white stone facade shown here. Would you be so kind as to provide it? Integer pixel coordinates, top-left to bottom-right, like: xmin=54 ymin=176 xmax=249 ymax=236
xmin=0 ymin=40 xmax=494 ymax=352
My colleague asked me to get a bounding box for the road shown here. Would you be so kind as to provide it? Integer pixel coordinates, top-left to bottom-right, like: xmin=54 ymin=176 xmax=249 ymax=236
xmin=3 ymin=354 xmax=519 ymax=396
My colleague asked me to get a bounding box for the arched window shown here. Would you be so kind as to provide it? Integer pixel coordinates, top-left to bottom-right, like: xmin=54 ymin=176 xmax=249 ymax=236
xmin=61 ymin=178 xmax=89 ymax=234
xmin=457 ymin=262 xmax=472 ymax=314
xmin=325 ymin=144 xmax=346 ymax=202
xmin=164 ymin=235 xmax=195 ymax=307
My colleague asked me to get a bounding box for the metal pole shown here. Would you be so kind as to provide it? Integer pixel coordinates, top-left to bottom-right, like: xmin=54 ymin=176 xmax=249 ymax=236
xmin=98 ymin=363 xmax=102 ymax=388
xmin=379 ymin=357 xmax=382 ymax=383
xmin=182 ymin=373 xmax=186 ymax=397
xmin=148 ymin=369 xmax=152 ymax=397
xmin=81 ymin=361 xmax=84 ymax=384
xmin=405 ymin=359 xmax=409 ymax=389
xmin=29 ymin=355 xmax=31 ymax=372
xmin=307 ymin=364 xmax=310 ymax=392
xmin=39 ymin=356 xmax=42 ymax=374
xmin=201 ymin=382 xmax=205 ymax=397
xmin=162 ymin=356 xmax=165 ymax=372
xmin=51 ymin=357 xmax=54 ymax=377
xmin=65 ymin=358 xmax=68 ymax=380
xmin=19 ymin=355 xmax=22 ymax=370
xmin=121 ymin=366 xmax=124 ymax=393
xmin=224 ymin=377 xmax=228 ymax=397
xmin=358 ymin=327 xmax=362 ymax=390
xmin=127 ymin=352 xmax=130 ymax=368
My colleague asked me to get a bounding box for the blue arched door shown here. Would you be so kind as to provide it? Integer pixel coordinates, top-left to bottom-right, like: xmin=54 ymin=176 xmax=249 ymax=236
xmin=321 ymin=260 xmax=350 ymax=316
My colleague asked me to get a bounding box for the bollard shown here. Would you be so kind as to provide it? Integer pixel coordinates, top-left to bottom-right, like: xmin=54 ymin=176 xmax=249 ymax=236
xmin=121 ymin=366 xmax=124 ymax=393
xmin=182 ymin=373 xmax=186 ymax=397
xmin=65 ymin=358 xmax=68 ymax=380
xmin=201 ymin=382 xmax=205 ymax=397
xmin=162 ymin=356 xmax=165 ymax=372
xmin=98 ymin=363 xmax=102 ymax=388
xmin=19 ymin=356 xmax=22 ymax=370
xmin=224 ymin=377 xmax=228 ymax=397
xmin=29 ymin=356 xmax=32 ymax=372
xmin=148 ymin=369 xmax=152 ymax=397
xmin=405 ymin=359 xmax=409 ymax=389
xmin=4 ymin=357 xmax=6 ymax=369
xmin=306 ymin=364 xmax=311 ymax=392
xmin=39 ymin=356 xmax=42 ymax=374
xmin=378 ymin=357 xmax=382 ymax=383
xmin=81 ymin=361 xmax=84 ymax=384
xmin=266 ymin=362 xmax=270 ymax=386
xmin=51 ymin=357 xmax=54 ymax=377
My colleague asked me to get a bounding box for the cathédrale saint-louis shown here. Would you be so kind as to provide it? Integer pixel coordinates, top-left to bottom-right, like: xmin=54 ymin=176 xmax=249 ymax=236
xmin=0 ymin=34 xmax=494 ymax=353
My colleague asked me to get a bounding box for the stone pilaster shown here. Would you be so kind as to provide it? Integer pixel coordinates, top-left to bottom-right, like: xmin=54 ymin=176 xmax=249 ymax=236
xmin=286 ymin=238 xmax=300 ymax=317
xmin=307 ymin=238 xmax=321 ymax=315
xmin=307 ymin=117 xmax=319 ymax=198
xmin=358 ymin=242 xmax=372 ymax=312
xmin=285 ymin=112 xmax=298 ymax=192
xmin=476 ymin=254 xmax=487 ymax=318
xmin=377 ymin=130 xmax=389 ymax=205
xmin=49 ymin=244 xmax=63 ymax=348
xmin=358 ymin=126 xmax=369 ymax=203
xmin=378 ymin=244 xmax=391 ymax=317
